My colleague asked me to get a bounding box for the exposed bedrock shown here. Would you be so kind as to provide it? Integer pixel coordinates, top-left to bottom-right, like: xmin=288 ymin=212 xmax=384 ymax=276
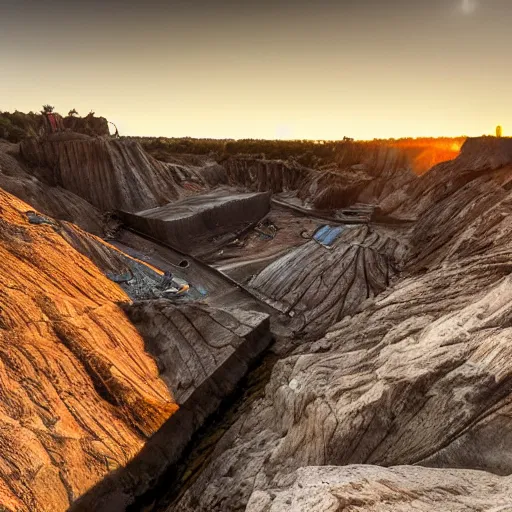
xmin=221 ymin=144 xmax=416 ymax=210
xmin=382 ymin=136 xmax=512 ymax=220
xmin=7 ymin=190 xmax=276 ymax=509
xmin=125 ymin=301 xmax=271 ymax=406
xmin=221 ymin=156 xmax=369 ymax=210
xmin=119 ymin=189 xmax=271 ymax=253
xmin=19 ymin=136 xmax=224 ymax=212
xmin=406 ymin=169 xmax=512 ymax=269
xmin=0 ymin=141 xmax=103 ymax=233
xmin=0 ymin=184 xmax=275 ymax=511
xmin=71 ymin=301 xmax=271 ymax=511
xmin=249 ymin=225 xmax=405 ymax=337
xmin=171 ymin=249 xmax=512 ymax=511
xmin=246 ymin=465 xmax=512 ymax=512
xmin=168 ymin=138 xmax=512 ymax=512
xmin=385 ymin=138 xmax=512 ymax=269
xmin=0 ymin=188 xmax=176 ymax=512
xmin=16 ymin=136 xmax=418 ymax=221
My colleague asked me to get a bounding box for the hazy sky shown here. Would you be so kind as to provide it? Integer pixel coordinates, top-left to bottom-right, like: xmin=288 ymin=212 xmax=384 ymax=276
xmin=1 ymin=0 xmax=511 ymax=139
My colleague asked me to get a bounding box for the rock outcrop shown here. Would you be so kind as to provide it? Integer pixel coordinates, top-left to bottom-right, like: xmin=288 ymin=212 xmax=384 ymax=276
xmin=71 ymin=302 xmax=271 ymax=511
xmin=0 ymin=141 xmax=103 ymax=234
xmin=221 ymin=144 xmax=417 ymax=211
xmin=19 ymin=136 xmax=223 ymax=212
xmin=381 ymin=136 xmax=512 ymax=221
xmin=126 ymin=302 xmax=270 ymax=407
xmin=246 ymin=465 xmax=512 ymax=512
xmin=221 ymin=157 xmax=373 ymax=210
xmin=249 ymin=224 xmax=404 ymax=337
xmin=167 ymin=138 xmax=512 ymax=512
xmin=0 ymin=188 xmax=176 ymax=511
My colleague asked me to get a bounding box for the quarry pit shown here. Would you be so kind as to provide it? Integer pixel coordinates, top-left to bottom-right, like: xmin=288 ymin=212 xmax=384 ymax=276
xmin=2 ymin=131 xmax=512 ymax=512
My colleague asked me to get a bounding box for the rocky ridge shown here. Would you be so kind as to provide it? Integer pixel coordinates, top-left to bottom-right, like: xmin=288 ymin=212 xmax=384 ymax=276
xmin=0 ymin=141 xmax=103 ymax=234
xmin=167 ymin=138 xmax=512 ymax=511
xmin=1 ymin=134 xmax=512 ymax=511
xmin=0 ymin=188 xmax=176 ymax=511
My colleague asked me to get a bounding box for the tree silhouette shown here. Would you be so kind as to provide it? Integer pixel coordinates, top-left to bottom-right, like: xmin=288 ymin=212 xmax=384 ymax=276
xmin=496 ymin=125 xmax=503 ymax=138
xmin=68 ymin=108 xmax=79 ymax=117
xmin=41 ymin=105 xmax=54 ymax=114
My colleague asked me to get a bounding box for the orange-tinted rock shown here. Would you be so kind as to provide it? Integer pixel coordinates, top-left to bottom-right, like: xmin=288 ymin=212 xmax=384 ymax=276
xmin=0 ymin=188 xmax=176 ymax=511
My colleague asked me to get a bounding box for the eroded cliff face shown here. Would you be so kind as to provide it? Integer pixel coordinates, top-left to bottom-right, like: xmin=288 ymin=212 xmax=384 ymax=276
xmin=19 ymin=136 xmax=223 ymax=212
xmin=220 ymin=149 xmax=416 ymax=210
xmin=6 ymin=132 xmax=512 ymax=512
xmin=167 ymin=138 xmax=512 ymax=511
xmin=17 ymin=135 xmax=422 ymax=218
xmin=0 ymin=141 xmax=103 ymax=234
xmin=249 ymin=224 xmax=404 ymax=336
xmin=0 ymin=188 xmax=176 ymax=511
xmin=381 ymin=137 xmax=512 ymax=221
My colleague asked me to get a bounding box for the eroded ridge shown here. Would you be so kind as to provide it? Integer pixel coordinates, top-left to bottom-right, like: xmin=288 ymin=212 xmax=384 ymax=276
xmin=167 ymin=138 xmax=512 ymax=511
xmin=0 ymin=189 xmax=176 ymax=511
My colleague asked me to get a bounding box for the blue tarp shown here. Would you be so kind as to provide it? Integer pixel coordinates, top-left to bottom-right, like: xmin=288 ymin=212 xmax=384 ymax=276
xmin=313 ymin=225 xmax=345 ymax=247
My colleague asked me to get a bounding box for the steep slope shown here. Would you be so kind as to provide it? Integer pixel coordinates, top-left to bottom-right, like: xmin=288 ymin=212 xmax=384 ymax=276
xmin=71 ymin=301 xmax=271 ymax=511
xmin=19 ymin=136 xmax=225 ymax=212
xmin=0 ymin=188 xmax=176 ymax=511
xmin=403 ymin=138 xmax=512 ymax=269
xmin=0 ymin=185 xmax=274 ymax=510
xmin=381 ymin=137 xmax=512 ymax=221
xmin=168 ymin=138 xmax=512 ymax=512
xmin=221 ymin=147 xmax=416 ymax=210
xmin=18 ymin=135 xmax=421 ymax=220
xmin=249 ymin=225 xmax=404 ymax=336
xmin=0 ymin=141 xmax=103 ymax=234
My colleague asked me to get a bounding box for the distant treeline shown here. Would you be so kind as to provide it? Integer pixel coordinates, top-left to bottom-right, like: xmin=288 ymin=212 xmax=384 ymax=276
xmin=139 ymin=137 xmax=350 ymax=164
xmin=0 ymin=110 xmax=109 ymax=142
xmin=0 ymin=111 xmax=41 ymax=142
xmin=137 ymin=136 xmax=468 ymax=167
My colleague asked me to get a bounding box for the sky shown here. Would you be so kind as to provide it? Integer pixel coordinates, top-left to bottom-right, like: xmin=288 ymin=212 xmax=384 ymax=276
xmin=1 ymin=0 xmax=511 ymax=139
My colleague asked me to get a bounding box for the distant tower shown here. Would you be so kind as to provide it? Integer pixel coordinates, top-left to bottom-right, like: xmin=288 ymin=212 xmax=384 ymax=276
xmin=496 ymin=125 xmax=503 ymax=138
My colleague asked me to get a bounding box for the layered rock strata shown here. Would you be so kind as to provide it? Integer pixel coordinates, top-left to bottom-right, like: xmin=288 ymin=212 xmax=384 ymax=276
xmin=119 ymin=189 xmax=271 ymax=253
xmin=0 ymin=188 xmax=176 ymax=511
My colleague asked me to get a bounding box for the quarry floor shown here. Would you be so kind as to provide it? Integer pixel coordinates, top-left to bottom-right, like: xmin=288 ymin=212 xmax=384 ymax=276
xmin=105 ymin=201 xmax=402 ymax=510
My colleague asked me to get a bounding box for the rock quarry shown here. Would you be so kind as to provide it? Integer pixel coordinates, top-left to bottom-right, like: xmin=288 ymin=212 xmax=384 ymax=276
xmin=0 ymin=131 xmax=511 ymax=511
